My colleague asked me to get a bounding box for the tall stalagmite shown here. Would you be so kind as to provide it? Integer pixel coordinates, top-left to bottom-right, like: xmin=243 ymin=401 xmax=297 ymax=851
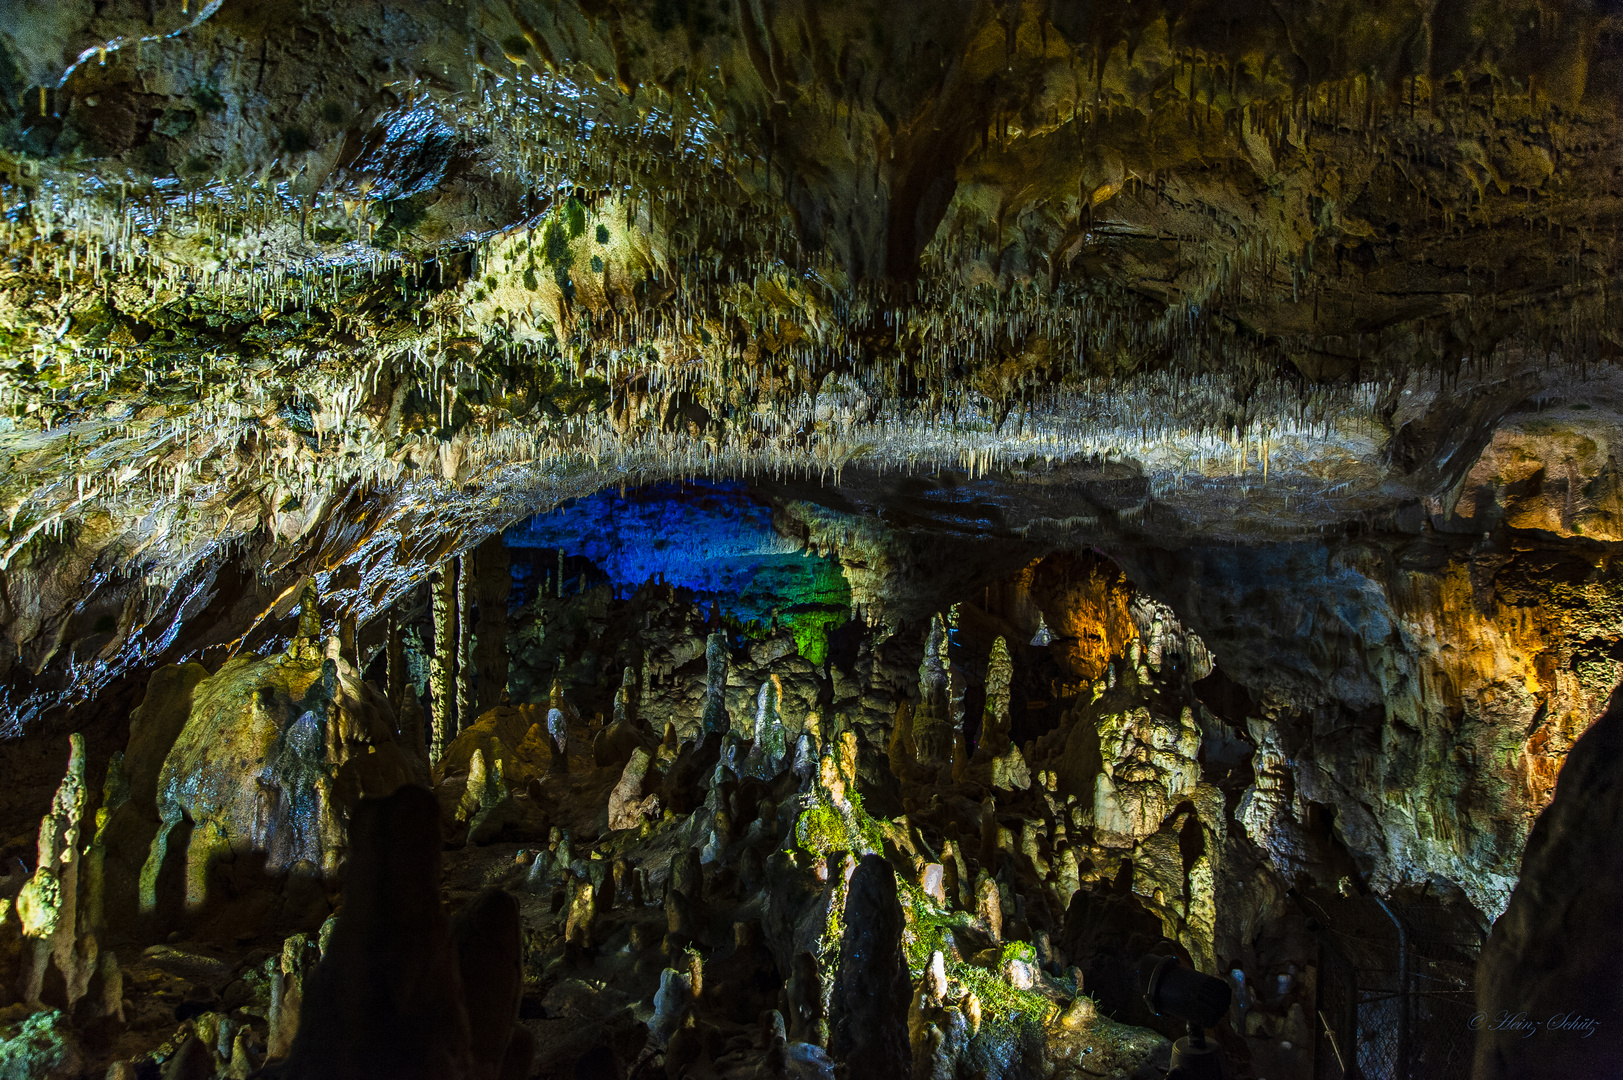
xmin=701 ymin=631 xmax=729 ymax=736
xmin=473 ymin=537 xmax=511 ymax=714
xmin=828 ymin=855 xmax=911 ymax=1080
xmin=456 ymin=554 xmax=474 ymax=738
xmin=430 ymin=561 xmax=456 ymax=761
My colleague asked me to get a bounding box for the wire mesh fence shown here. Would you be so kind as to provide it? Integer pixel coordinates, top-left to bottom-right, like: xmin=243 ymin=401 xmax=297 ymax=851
xmin=1311 ymin=894 xmax=1483 ymax=1080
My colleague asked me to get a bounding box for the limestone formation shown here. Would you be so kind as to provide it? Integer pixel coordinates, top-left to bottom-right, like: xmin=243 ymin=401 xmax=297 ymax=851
xmin=140 ymin=639 xmax=416 ymax=936
xmin=1091 ymin=707 xmax=1201 ymax=848
xmin=430 ymin=563 xmax=457 ymax=761
xmin=543 ymin=678 xmax=579 ymax=767
xmin=456 ymin=556 xmax=475 ymax=744
xmin=1474 ymin=689 xmax=1623 ymax=1080
xmin=701 ymin=632 xmax=730 ymax=737
xmin=980 ymin=636 xmax=1013 ymax=754
xmin=15 ymin=734 xmax=101 ymax=1010
xmin=433 ymin=703 xmax=554 ymax=791
xmin=607 ymin=749 xmax=659 ymax=832
xmin=1 ymin=6 xmax=1620 ymax=1068
xmin=753 ymin=678 xmax=787 ymax=770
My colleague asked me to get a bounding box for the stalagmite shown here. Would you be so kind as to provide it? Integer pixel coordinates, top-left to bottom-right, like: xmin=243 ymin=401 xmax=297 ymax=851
xmin=608 ymin=748 xmax=659 ymax=830
xmin=887 ymin=702 xmax=917 ymax=782
xmin=700 ymin=630 xmax=729 ymax=736
xmin=828 ymin=856 xmax=910 ymax=1080
xmin=975 ymin=873 xmax=1003 ymax=942
xmin=749 ymin=675 xmax=787 ymax=773
xmin=979 ymin=636 xmax=1013 ymax=755
xmin=912 ymin=616 xmax=955 ymax=770
xmin=546 ymin=677 xmax=575 ymax=768
xmin=15 ymin=733 xmax=118 ymax=1014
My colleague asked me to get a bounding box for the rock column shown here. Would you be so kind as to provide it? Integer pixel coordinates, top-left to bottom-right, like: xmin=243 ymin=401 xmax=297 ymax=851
xmin=456 ymin=553 xmax=474 ymax=735
xmin=701 ymin=631 xmax=729 ymax=736
xmin=385 ymin=611 xmax=406 ymax=709
xmin=980 ymin=636 xmax=1012 ymax=753
xmin=430 ymin=560 xmax=456 ymax=760
xmin=828 ymin=854 xmax=911 ymax=1080
xmin=17 ymin=733 xmax=88 ymax=1005
xmin=913 ymin=614 xmax=955 ymax=768
xmin=473 ymin=536 xmax=510 ymax=713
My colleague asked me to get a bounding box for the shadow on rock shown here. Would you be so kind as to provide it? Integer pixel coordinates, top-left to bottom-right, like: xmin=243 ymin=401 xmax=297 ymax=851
xmin=262 ymin=784 xmax=532 ymax=1080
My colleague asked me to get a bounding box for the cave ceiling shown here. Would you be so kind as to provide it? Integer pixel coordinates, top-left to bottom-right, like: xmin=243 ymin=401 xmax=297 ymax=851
xmin=2 ymin=0 xmax=1623 ymax=726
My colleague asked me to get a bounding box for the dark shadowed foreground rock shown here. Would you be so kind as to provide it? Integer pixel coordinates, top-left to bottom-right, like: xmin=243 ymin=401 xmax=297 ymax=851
xmin=453 ymin=888 xmax=532 ymax=1080
xmin=1474 ymin=688 xmax=1623 ymax=1080
xmin=264 ymin=784 xmax=530 ymax=1080
xmin=828 ymin=854 xmax=911 ymax=1080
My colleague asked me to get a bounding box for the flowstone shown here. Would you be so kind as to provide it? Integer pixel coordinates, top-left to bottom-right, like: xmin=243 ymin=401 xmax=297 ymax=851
xmin=139 ymin=631 xmax=418 ymax=938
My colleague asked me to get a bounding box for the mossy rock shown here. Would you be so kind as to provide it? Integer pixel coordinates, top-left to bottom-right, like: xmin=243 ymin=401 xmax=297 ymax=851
xmin=0 ymin=1008 xmax=76 ymax=1080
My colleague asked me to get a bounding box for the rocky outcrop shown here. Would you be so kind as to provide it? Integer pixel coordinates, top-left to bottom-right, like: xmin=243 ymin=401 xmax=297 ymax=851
xmin=1092 ymin=706 xmax=1202 ymax=848
xmin=1117 ymin=433 xmax=1623 ymax=920
xmin=432 ymin=704 xmax=556 ymax=791
xmin=139 ymin=624 xmax=419 ymax=938
xmin=1473 ymin=688 xmax=1623 ymax=1080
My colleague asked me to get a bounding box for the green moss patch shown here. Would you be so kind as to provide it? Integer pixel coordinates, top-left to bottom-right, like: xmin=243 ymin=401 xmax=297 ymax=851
xmin=793 ymin=790 xmax=884 ymax=858
xmin=0 ymin=1009 xmax=73 ymax=1080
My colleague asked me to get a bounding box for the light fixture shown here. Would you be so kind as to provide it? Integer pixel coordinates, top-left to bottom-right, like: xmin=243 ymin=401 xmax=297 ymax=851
xmin=1140 ymin=953 xmax=1232 ymax=1080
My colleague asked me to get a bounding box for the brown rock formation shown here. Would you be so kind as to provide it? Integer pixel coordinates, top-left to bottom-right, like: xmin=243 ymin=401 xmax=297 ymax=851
xmin=140 ymin=638 xmax=416 ymax=938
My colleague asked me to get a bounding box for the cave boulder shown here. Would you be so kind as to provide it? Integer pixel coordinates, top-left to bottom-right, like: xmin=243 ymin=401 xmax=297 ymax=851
xmin=141 ymin=644 xmax=417 ymax=937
